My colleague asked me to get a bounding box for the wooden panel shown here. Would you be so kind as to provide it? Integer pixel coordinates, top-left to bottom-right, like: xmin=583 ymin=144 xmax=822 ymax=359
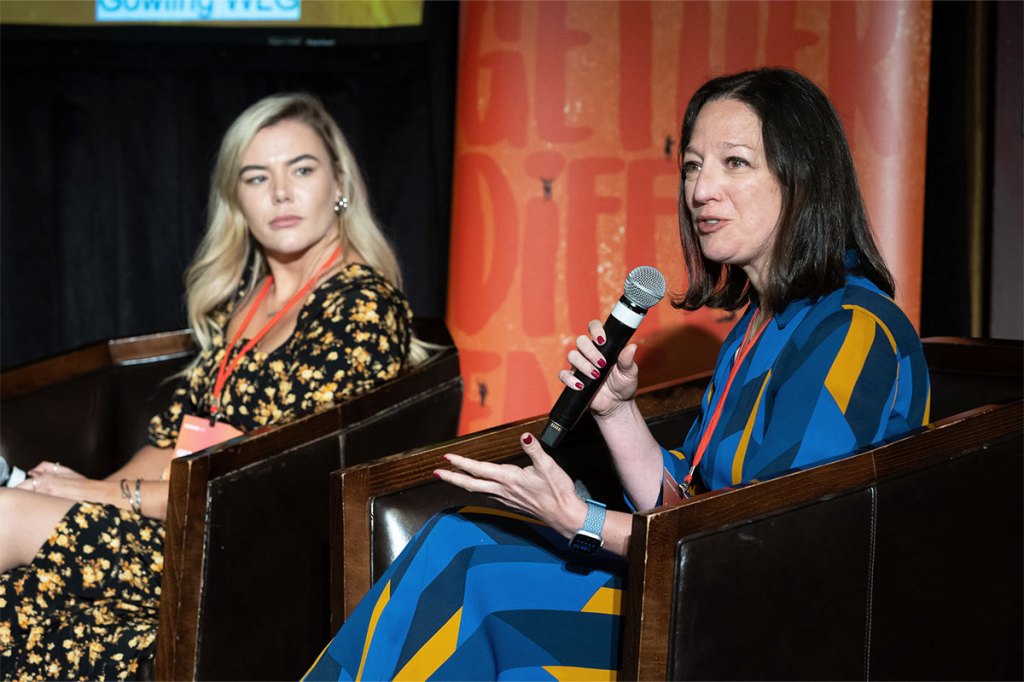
xmin=109 ymin=330 xmax=194 ymax=364
xmin=155 ymin=453 xmax=211 ymax=682
xmin=922 ymin=336 xmax=1023 ymax=376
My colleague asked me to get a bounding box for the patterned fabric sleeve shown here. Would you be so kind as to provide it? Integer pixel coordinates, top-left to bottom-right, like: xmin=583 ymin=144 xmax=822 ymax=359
xmin=269 ymin=277 xmax=413 ymax=423
xmin=657 ymin=297 xmax=930 ymax=495
xmin=741 ymin=304 xmax=929 ymax=482
xmin=147 ymin=374 xmax=196 ymax=449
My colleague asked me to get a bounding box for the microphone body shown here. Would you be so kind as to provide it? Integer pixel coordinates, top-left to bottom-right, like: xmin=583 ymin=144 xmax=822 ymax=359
xmin=540 ymin=266 xmax=666 ymax=448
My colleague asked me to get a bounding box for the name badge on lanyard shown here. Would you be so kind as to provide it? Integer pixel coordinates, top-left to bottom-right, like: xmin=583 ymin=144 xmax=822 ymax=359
xmin=173 ymin=414 xmax=243 ymax=458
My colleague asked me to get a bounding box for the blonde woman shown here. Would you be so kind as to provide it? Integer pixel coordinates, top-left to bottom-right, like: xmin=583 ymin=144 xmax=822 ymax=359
xmin=0 ymin=93 xmax=422 ymax=680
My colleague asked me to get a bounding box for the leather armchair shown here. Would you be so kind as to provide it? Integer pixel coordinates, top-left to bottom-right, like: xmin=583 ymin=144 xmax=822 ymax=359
xmin=1 ymin=320 xmax=463 ymax=681
xmin=329 ymin=337 xmax=1022 ymax=680
xmin=155 ymin=318 xmax=461 ymax=681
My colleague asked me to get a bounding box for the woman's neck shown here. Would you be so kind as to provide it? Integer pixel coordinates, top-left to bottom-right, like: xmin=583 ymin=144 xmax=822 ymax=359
xmin=263 ymin=237 xmax=342 ymax=304
xmin=746 ymin=305 xmax=770 ymax=343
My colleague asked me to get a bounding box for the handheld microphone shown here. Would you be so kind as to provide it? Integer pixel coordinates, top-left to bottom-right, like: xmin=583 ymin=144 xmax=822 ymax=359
xmin=540 ymin=265 xmax=666 ymax=448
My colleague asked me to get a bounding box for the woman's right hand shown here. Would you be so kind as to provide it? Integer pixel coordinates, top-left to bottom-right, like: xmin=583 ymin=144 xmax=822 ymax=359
xmin=558 ymin=319 xmax=640 ymax=419
xmin=28 ymin=460 xmax=85 ymax=480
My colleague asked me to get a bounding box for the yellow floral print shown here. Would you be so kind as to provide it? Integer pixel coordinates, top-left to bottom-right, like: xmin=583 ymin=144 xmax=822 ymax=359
xmin=3 ymin=265 xmax=412 ymax=680
xmin=148 ymin=263 xmax=411 ymax=447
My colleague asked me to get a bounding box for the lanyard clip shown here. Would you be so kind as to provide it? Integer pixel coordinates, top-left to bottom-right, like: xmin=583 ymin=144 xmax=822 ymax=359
xmin=681 ymin=467 xmax=697 ymax=499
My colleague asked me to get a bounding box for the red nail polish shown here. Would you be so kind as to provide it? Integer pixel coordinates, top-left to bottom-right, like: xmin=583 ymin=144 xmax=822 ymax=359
xmin=523 ymin=434 xmax=533 ymax=445
xmin=591 ymin=370 xmax=600 ymax=379
xmin=596 ymin=335 xmax=605 ymax=345
xmin=597 ymin=358 xmax=606 ymax=368
xmin=575 ymin=381 xmax=584 ymax=389
xmin=442 ymin=454 xmax=451 ymax=463
xmin=432 ymin=471 xmax=442 ymax=479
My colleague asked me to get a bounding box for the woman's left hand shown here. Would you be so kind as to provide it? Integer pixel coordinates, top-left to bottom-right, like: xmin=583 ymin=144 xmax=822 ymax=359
xmin=18 ymin=470 xmax=100 ymax=502
xmin=435 ymin=434 xmax=588 ymax=540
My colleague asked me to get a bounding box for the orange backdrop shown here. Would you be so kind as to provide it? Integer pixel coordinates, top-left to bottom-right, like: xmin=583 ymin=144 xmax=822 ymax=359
xmin=447 ymin=0 xmax=932 ymax=435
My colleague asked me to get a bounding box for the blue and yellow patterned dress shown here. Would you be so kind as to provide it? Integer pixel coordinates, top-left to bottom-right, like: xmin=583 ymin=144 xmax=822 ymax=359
xmin=305 ymin=261 xmax=930 ymax=681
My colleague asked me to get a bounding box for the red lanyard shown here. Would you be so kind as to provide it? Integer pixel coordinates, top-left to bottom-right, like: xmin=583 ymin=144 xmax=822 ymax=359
xmin=682 ymin=310 xmax=772 ymax=492
xmin=210 ymin=247 xmax=342 ymax=419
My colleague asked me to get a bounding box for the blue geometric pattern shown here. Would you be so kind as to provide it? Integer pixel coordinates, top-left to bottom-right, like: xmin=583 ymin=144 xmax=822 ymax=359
xmin=672 ymin=265 xmax=930 ymax=491
xmin=305 ymin=508 xmax=625 ymax=680
xmin=305 ymin=256 xmax=930 ymax=681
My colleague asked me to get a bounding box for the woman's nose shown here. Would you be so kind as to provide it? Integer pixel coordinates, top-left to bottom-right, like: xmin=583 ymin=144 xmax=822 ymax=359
xmin=273 ymin=176 xmax=292 ymax=203
xmin=690 ymin=168 xmax=719 ymax=205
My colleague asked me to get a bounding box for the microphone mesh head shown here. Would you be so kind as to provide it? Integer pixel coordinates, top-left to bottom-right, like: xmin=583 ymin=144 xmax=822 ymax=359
xmin=623 ymin=266 xmax=666 ymax=310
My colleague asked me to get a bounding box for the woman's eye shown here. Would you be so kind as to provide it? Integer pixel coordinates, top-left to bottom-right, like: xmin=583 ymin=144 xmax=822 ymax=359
xmin=242 ymin=175 xmax=266 ymax=185
xmin=726 ymin=157 xmax=750 ymax=169
xmin=295 ymin=166 xmax=314 ymax=176
xmin=682 ymin=160 xmax=701 ymax=175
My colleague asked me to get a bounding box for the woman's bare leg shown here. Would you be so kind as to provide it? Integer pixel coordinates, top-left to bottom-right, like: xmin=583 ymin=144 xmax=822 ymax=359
xmin=0 ymin=488 xmax=75 ymax=572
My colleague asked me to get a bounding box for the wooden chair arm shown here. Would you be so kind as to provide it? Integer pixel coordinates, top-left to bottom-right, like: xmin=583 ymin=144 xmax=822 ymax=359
xmin=1 ymin=329 xmax=193 ymax=398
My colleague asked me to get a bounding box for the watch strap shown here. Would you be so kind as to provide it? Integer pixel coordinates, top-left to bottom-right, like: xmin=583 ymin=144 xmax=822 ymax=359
xmin=580 ymin=498 xmax=607 ymax=536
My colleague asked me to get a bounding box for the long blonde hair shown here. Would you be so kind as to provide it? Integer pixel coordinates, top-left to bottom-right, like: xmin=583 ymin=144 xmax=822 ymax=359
xmin=185 ymin=93 xmax=430 ymax=365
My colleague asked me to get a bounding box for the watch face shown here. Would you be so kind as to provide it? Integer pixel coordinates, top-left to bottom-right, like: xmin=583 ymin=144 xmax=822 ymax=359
xmin=570 ymin=531 xmax=602 ymax=554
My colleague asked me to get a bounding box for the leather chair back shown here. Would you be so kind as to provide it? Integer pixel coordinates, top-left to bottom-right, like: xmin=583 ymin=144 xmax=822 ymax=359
xmin=923 ymin=336 xmax=1023 ymax=419
xmin=156 ymin=319 xmax=462 ymax=681
xmin=1 ymin=331 xmax=194 ymax=478
xmin=638 ymin=400 xmax=1022 ymax=680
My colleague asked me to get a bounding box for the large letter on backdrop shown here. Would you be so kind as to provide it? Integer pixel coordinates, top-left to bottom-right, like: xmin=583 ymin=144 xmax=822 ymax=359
xmin=448 ymin=1 xmax=932 ymax=435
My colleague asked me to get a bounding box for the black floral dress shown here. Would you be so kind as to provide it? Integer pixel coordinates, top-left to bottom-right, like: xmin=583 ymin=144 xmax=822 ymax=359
xmin=0 ymin=264 xmax=413 ymax=681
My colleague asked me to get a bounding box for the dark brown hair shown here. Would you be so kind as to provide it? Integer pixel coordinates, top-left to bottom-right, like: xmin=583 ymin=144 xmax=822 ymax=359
xmin=674 ymin=68 xmax=894 ymax=314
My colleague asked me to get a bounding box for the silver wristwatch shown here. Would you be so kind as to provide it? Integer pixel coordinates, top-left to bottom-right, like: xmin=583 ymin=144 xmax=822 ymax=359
xmin=569 ymin=499 xmax=606 ymax=553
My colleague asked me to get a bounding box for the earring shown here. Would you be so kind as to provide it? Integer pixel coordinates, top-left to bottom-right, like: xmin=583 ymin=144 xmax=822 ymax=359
xmin=333 ymin=196 xmax=349 ymax=215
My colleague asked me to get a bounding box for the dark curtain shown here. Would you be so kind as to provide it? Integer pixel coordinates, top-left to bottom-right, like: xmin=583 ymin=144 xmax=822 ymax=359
xmin=920 ymin=1 xmax=996 ymax=338
xmin=1 ymin=4 xmax=458 ymax=369
xmin=2 ymin=1 xmax=1004 ymax=366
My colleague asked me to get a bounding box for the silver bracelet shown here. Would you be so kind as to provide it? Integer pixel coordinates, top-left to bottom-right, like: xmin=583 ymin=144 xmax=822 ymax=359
xmin=132 ymin=478 xmax=142 ymax=514
xmin=120 ymin=478 xmax=131 ymax=503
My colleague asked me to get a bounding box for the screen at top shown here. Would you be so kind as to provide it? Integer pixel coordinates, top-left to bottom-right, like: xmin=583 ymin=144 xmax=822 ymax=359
xmin=1 ymin=0 xmax=424 ymax=28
